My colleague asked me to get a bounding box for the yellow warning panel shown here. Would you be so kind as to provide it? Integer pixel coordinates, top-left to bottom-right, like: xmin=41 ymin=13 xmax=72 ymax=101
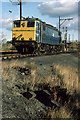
xmin=12 ymin=20 xmax=36 ymax=41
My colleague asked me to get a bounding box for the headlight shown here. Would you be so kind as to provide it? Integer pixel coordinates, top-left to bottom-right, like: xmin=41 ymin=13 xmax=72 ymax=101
xmin=21 ymin=37 xmax=24 ymax=40
xmin=29 ymin=38 xmax=32 ymax=40
xmin=13 ymin=37 xmax=16 ymax=40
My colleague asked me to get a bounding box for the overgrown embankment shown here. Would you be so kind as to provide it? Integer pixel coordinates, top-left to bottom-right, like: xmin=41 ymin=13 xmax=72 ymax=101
xmin=2 ymin=59 xmax=80 ymax=119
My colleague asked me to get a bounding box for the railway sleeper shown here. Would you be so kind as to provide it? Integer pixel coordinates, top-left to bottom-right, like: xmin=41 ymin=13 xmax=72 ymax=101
xmin=21 ymin=87 xmax=69 ymax=110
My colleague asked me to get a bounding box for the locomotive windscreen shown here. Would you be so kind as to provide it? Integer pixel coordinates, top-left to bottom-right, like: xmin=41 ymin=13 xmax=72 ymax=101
xmin=27 ymin=21 xmax=35 ymax=27
xmin=14 ymin=21 xmax=20 ymax=27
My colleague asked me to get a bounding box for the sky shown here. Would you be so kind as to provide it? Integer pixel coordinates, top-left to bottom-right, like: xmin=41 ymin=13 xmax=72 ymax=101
xmin=0 ymin=0 xmax=79 ymax=43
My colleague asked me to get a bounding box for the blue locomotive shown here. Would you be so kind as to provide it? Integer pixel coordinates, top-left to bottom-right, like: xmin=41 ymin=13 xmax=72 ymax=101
xmin=12 ymin=17 xmax=61 ymax=53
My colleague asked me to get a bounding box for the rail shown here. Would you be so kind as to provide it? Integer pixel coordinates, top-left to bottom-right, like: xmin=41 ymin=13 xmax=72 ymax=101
xmin=0 ymin=51 xmax=78 ymax=61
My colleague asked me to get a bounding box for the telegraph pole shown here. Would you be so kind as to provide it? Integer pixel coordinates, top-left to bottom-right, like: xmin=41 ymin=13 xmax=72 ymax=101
xmin=59 ymin=16 xmax=61 ymax=36
xmin=68 ymin=34 xmax=70 ymax=43
xmin=9 ymin=0 xmax=22 ymax=20
xmin=59 ymin=16 xmax=73 ymax=50
xmin=65 ymin=27 xmax=67 ymax=49
xmin=62 ymin=27 xmax=64 ymax=41
xmin=20 ymin=0 xmax=22 ymax=20
xmin=59 ymin=16 xmax=73 ymax=36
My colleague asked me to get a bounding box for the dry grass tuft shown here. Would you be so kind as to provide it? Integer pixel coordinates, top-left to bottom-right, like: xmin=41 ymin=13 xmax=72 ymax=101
xmin=48 ymin=106 xmax=73 ymax=119
xmin=2 ymin=60 xmax=79 ymax=93
xmin=53 ymin=64 xmax=79 ymax=93
xmin=2 ymin=60 xmax=27 ymax=69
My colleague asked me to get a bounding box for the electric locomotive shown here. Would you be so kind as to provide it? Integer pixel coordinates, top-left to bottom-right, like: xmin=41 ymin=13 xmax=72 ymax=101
xmin=12 ymin=17 xmax=61 ymax=53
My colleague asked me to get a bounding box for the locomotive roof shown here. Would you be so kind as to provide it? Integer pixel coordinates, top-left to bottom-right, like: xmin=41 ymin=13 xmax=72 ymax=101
xmin=14 ymin=17 xmax=59 ymax=32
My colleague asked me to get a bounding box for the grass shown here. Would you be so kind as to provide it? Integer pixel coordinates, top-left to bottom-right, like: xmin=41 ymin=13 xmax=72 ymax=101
xmin=53 ymin=64 xmax=79 ymax=93
xmin=2 ymin=60 xmax=79 ymax=92
xmin=2 ymin=42 xmax=12 ymax=52
xmin=2 ymin=60 xmax=80 ymax=119
xmin=48 ymin=106 xmax=73 ymax=119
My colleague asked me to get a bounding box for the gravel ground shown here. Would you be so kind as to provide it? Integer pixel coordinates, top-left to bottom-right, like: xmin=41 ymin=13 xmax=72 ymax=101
xmin=19 ymin=53 xmax=79 ymax=68
xmin=2 ymin=53 xmax=80 ymax=120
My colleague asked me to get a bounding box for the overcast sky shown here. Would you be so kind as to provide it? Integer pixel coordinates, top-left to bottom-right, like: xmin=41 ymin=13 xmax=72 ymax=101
xmin=0 ymin=0 xmax=79 ymax=42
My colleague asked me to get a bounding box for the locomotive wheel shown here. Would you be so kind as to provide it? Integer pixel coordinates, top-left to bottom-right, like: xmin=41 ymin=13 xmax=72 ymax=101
xmin=17 ymin=47 xmax=23 ymax=53
xmin=27 ymin=47 xmax=34 ymax=54
xmin=22 ymin=47 xmax=28 ymax=53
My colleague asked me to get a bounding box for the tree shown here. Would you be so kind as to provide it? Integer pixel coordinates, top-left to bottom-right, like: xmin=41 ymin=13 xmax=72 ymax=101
xmin=1 ymin=32 xmax=7 ymax=44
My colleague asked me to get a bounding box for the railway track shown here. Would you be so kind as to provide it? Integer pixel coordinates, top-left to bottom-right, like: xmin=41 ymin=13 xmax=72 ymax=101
xmin=0 ymin=52 xmax=39 ymax=60
xmin=0 ymin=51 xmax=77 ymax=61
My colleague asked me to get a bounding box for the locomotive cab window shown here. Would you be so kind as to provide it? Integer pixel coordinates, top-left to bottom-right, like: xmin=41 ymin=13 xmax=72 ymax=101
xmin=27 ymin=22 xmax=35 ymax=27
xmin=14 ymin=21 xmax=20 ymax=27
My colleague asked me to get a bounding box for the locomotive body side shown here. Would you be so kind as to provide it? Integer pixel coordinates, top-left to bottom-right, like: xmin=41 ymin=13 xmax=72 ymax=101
xmin=41 ymin=23 xmax=61 ymax=45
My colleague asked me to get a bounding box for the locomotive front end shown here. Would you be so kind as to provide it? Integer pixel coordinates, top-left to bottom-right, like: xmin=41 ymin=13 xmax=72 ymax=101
xmin=12 ymin=20 xmax=36 ymax=53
